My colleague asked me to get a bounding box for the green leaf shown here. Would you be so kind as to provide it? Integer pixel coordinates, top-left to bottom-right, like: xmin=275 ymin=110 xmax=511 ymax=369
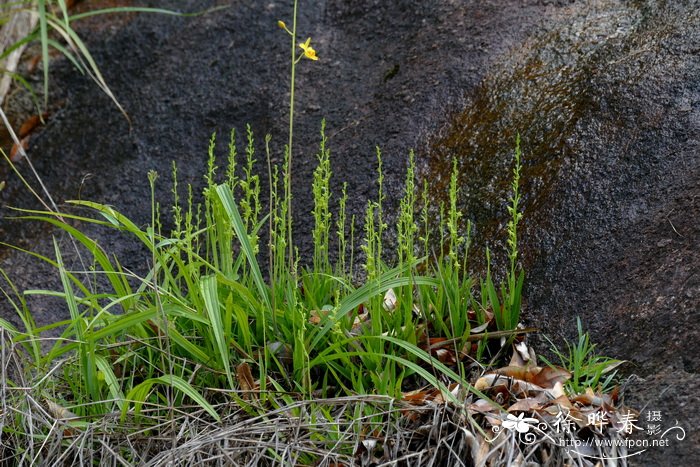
xmin=122 ymin=375 xmax=219 ymax=422
xmin=95 ymin=355 xmax=125 ymax=411
xmin=200 ymin=275 xmax=234 ymax=388
xmin=53 ymin=237 xmax=98 ymax=401
xmin=38 ymin=0 xmax=49 ymax=107
xmin=215 ymin=184 xmax=272 ymax=318
xmin=310 ymin=262 xmax=436 ymax=350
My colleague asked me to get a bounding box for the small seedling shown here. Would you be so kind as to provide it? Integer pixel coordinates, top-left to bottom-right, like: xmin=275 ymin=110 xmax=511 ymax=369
xmin=541 ymin=317 xmax=623 ymax=394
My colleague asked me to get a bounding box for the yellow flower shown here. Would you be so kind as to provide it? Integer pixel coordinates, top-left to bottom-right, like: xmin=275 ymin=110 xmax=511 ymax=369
xmin=298 ymin=38 xmax=318 ymax=61
xmin=277 ymin=20 xmax=286 ymax=29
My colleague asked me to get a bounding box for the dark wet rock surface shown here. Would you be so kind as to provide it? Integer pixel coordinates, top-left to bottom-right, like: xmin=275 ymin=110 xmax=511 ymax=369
xmin=1 ymin=1 xmax=698 ymax=465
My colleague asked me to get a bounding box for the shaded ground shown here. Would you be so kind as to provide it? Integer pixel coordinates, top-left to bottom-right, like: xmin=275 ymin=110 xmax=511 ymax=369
xmin=0 ymin=0 xmax=697 ymax=465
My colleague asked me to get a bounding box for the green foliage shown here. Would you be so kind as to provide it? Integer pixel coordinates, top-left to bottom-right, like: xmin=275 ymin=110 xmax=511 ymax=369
xmin=312 ymin=120 xmax=332 ymax=273
xmin=397 ymin=151 xmax=417 ymax=267
xmin=448 ymin=158 xmax=464 ymax=265
xmin=0 ymin=125 xmax=524 ymax=419
xmin=480 ymin=135 xmax=525 ymax=332
xmin=0 ymin=1 xmax=216 ymax=115
xmin=0 ymin=0 xmax=531 ymax=436
xmin=419 ymin=178 xmax=431 ymax=260
xmin=239 ymin=125 xmax=262 ymax=254
xmin=336 ymin=181 xmax=349 ymax=275
xmin=361 ymin=147 xmax=387 ymax=283
xmin=541 ymin=317 xmax=622 ymax=394
xmin=0 ymin=118 xmax=626 ymax=466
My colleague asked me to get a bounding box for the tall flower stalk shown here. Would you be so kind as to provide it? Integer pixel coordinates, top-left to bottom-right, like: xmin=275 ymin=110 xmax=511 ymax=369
xmin=278 ymin=2 xmax=318 ymax=273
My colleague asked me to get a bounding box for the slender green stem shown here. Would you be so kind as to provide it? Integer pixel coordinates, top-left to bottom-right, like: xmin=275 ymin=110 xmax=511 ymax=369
xmin=266 ymin=134 xmax=276 ymax=311
xmin=286 ymin=0 xmax=299 ymax=275
xmin=148 ymin=170 xmax=175 ymax=443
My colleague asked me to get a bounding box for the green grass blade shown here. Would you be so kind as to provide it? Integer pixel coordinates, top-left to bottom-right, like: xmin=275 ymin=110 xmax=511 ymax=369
xmin=310 ymin=263 xmax=436 ymax=350
xmin=46 ymin=307 xmax=157 ymax=361
xmin=5 ymin=215 xmax=135 ymax=309
xmin=95 ymin=355 xmax=124 ymax=411
xmin=56 ymin=0 xmax=70 ymax=29
xmin=122 ymin=376 xmax=219 ymax=422
xmin=215 ymin=184 xmax=272 ymax=315
xmin=376 ymin=335 xmax=496 ymax=405
xmin=156 ymin=375 xmax=220 ymax=421
xmin=67 ymin=6 xmax=228 ymax=22
xmin=0 ymin=32 xmax=36 ymax=61
xmin=53 ymin=237 xmax=98 ymax=401
xmin=45 ymin=15 xmax=128 ymax=119
xmin=0 ymin=268 xmax=41 ymax=361
xmin=38 ymin=0 xmax=49 ymax=107
xmin=0 ymin=317 xmax=18 ymax=334
xmin=66 ymin=200 xmax=153 ymax=246
xmin=46 ymin=38 xmax=84 ymax=73
xmin=200 ymin=275 xmax=234 ymax=389
xmin=4 ymin=71 xmax=42 ymax=115
xmin=166 ymin=326 xmax=213 ymax=366
xmin=122 ymin=379 xmax=154 ymax=421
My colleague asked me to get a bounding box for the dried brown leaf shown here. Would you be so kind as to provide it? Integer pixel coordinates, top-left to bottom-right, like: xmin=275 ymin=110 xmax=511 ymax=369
xmin=513 ymin=341 xmax=531 ymax=364
xmin=531 ymin=366 xmax=571 ymax=389
xmin=476 ymin=433 xmax=492 ymax=466
xmin=485 ymin=413 xmax=503 ymax=427
xmin=572 ymin=387 xmax=605 ymax=407
xmin=436 ymin=348 xmax=456 ymax=363
xmin=469 ymin=398 xmax=498 ymax=414
xmin=308 ymin=309 xmax=327 ymax=325
xmin=432 ymin=383 xmax=460 ymax=404
xmin=492 ymin=366 xmax=532 ymax=381
xmin=549 ymin=381 xmax=567 ymax=399
xmin=236 ymin=362 xmax=257 ymax=399
xmin=475 ymin=373 xmax=545 ymax=397
xmin=402 ymin=387 xmax=430 ymax=405
xmin=547 ymin=394 xmax=574 ymax=411
xmin=18 ymin=114 xmax=47 ymax=138
xmin=45 ymin=399 xmax=78 ymax=420
xmin=470 ymin=321 xmax=489 ymax=333
xmin=507 ymin=397 xmax=543 ymax=413
xmin=10 ymin=136 xmax=29 ymax=162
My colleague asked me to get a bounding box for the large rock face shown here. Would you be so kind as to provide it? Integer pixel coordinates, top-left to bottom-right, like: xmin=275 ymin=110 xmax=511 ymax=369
xmin=0 ymin=1 xmax=697 ymax=464
xmin=422 ymin=1 xmax=700 ymax=462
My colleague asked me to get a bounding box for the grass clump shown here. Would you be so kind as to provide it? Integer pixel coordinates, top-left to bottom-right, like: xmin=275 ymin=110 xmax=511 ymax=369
xmin=0 ymin=1 xmax=218 ymax=114
xmin=0 ymin=123 xmax=514 ymax=461
xmin=0 ymin=125 xmax=627 ymax=463
xmin=541 ymin=317 xmax=623 ymax=394
xmin=479 ymin=134 xmax=525 ymax=333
